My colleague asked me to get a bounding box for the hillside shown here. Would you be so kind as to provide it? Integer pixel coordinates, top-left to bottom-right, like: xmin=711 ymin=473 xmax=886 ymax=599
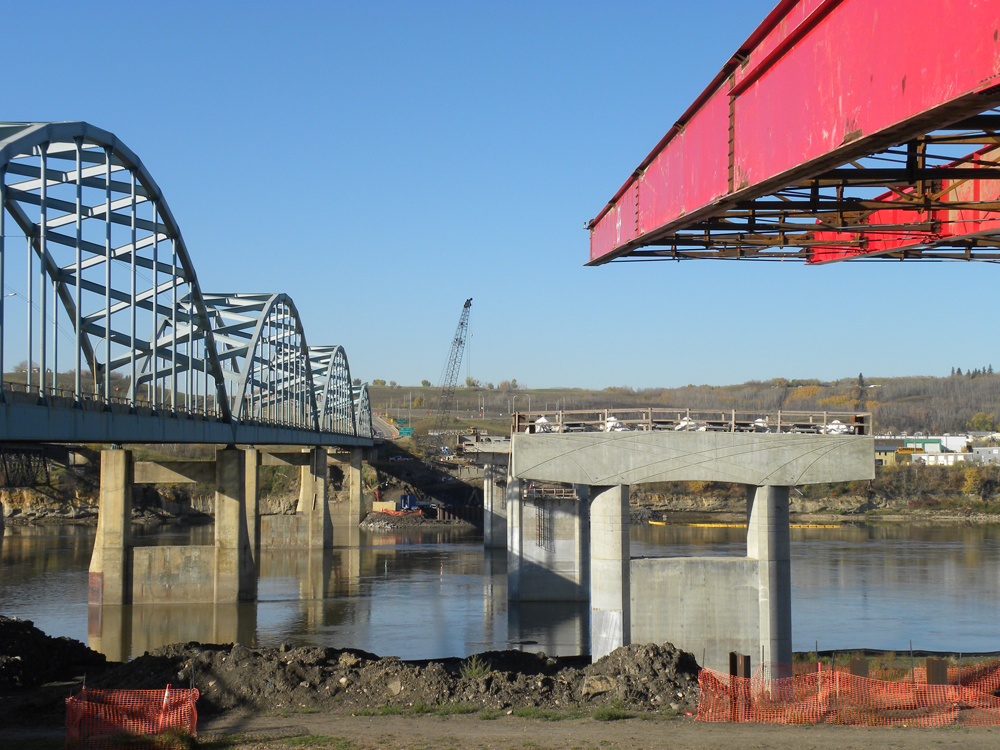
xmin=368 ymin=370 xmax=1000 ymax=436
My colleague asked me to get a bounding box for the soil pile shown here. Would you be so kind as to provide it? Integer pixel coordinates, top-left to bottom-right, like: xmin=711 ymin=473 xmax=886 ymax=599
xmin=0 ymin=616 xmax=106 ymax=689
xmin=84 ymin=641 xmax=700 ymax=716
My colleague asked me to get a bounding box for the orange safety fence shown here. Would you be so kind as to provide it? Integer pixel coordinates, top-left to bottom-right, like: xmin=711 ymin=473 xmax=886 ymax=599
xmin=66 ymin=686 xmax=199 ymax=749
xmin=791 ymin=660 xmax=1000 ymax=693
xmin=698 ymin=661 xmax=1000 ymax=726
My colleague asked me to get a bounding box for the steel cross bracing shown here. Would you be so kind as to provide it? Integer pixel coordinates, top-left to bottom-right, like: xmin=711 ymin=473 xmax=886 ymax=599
xmin=0 ymin=122 xmax=372 ymax=446
xmin=587 ymin=0 xmax=1000 ymax=266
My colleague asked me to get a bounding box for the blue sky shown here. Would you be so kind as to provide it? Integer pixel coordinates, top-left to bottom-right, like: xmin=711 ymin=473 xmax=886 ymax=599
xmin=6 ymin=1 xmax=995 ymax=389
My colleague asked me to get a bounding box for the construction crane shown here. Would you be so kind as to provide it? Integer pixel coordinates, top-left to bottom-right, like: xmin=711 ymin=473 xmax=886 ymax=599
xmin=432 ymin=298 xmax=472 ymax=449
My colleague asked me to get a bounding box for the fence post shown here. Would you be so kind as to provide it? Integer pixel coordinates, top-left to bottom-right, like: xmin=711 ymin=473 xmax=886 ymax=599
xmin=926 ymin=657 xmax=948 ymax=685
xmin=849 ymin=656 xmax=869 ymax=678
xmin=729 ymin=652 xmax=751 ymax=721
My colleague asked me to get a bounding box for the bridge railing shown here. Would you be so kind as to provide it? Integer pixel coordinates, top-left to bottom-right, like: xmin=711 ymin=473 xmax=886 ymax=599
xmin=514 ymin=408 xmax=872 ymax=436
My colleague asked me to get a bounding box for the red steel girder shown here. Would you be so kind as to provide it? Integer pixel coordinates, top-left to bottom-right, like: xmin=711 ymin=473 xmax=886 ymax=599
xmin=587 ymin=0 xmax=1000 ymax=266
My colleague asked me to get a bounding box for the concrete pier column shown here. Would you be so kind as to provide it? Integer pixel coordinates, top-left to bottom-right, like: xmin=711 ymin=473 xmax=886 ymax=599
xmin=506 ymin=476 xmax=524 ymax=600
xmin=245 ymin=447 xmax=261 ymax=569
xmin=747 ymin=485 xmax=792 ymax=676
xmin=745 ymin=484 xmax=758 ymax=558
xmin=346 ymin=448 xmax=363 ymax=525
xmin=483 ymin=458 xmax=507 ymax=549
xmin=89 ymin=449 xmax=133 ymax=605
xmin=298 ymin=447 xmax=331 ymax=548
xmin=214 ymin=447 xmax=255 ymax=602
xmin=588 ymin=484 xmax=630 ymax=661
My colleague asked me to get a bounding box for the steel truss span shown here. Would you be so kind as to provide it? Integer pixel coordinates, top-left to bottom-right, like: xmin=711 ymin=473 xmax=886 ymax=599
xmin=587 ymin=0 xmax=1000 ymax=265
xmin=0 ymin=122 xmax=372 ymax=445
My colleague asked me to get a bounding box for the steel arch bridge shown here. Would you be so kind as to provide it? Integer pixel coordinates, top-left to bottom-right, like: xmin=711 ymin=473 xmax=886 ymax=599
xmin=0 ymin=121 xmax=372 ymax=446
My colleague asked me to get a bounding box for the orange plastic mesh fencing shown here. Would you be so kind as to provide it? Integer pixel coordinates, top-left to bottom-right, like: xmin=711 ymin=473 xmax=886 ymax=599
xmin=698 ymin=662 xmax=1000 ymax=726
xmin=791 ymin=661 xmax=1000 ymax=692
xmin=66 ymin=686 xmax=199 ymax=749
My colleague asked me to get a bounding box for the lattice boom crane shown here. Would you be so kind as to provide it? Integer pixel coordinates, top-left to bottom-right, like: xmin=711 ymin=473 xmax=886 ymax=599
xmin=433 ymin=298 xmax=472 ymax=445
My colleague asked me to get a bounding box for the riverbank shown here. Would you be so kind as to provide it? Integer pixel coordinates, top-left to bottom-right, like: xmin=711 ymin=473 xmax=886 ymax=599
xmin=5 ymin=456 xmax=1000 ymax=528
xmin=4 ymin=617 xmax=1000 ymax=750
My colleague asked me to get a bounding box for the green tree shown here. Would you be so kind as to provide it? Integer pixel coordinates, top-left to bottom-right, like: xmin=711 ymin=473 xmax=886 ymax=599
xmin=421 ymin=379 xmax=431 ymax=387
xmin=352 ymin=377 xmax=361 ymax=386
xmin=372 ymin=379 xmax=386 ymax=386
xmin=465 ymin=376 xmax=481 ymax=388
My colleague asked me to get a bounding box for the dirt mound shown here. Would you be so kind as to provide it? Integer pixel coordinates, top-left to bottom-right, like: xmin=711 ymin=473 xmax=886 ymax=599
xmin=84 ymin=640 xmax=700 ymax=716
xmin=0 ymin=615 xmax=700 ymax=724
xmin=0 ymin=616 xmax=107 ymax=689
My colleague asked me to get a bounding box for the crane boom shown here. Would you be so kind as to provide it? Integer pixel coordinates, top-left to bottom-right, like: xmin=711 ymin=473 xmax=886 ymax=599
xmin=433 ymin=298 xmax=472 ymax=443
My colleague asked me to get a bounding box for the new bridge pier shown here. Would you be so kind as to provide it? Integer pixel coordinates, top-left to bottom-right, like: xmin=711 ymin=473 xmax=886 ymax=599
xmin=508 ymin=430 xmax=873 ymax=669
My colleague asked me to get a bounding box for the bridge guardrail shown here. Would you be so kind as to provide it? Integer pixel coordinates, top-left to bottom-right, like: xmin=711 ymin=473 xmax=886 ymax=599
xmin=513 ymin=408 xmax=871 ymax=436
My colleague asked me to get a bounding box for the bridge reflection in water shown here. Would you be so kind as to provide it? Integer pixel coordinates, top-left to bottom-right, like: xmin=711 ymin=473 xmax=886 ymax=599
xmin=4 ymin=522 xmax=1000 ymax=661
xmin=79 ymin=525 xmax=578 ymax=662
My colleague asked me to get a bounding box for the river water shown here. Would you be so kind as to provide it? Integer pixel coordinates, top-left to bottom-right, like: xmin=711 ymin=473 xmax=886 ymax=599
xmin=1 ymin=522 xmax=998 ymax=661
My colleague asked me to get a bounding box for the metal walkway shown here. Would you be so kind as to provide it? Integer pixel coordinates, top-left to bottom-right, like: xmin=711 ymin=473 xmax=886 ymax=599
xmin=0 ymin=122 xmax=372 ymax=446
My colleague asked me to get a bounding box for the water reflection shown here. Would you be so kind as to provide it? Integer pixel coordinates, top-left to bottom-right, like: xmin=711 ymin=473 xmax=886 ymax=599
xmin=88 ymin=603 xmax=257 ymax=662
xmin=3 ymin=521 xmax=1000 ymax=661
xmin=632 ymin=522 xmax=1000 ymax=653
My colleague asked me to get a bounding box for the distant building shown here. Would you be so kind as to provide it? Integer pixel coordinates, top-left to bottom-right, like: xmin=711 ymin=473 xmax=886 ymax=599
xmin=875 ymin=440 xmax=904 ymax=467
xmin=904 ymin=435 xmax=971 ymax=454
xmin=973 ymin=447 xmax=1000 ymax=465
xmin=914 ymin=452 xmax=978 ymax=466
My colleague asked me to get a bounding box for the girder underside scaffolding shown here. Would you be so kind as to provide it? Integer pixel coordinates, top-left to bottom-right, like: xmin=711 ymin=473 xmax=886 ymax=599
xmin=587 ymin=0 xmax=1000 ymax=266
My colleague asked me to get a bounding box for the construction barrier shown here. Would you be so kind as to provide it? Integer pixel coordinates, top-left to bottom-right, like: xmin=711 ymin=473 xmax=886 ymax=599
xmin=698 ymin=660 xmax=1000 ymax=726
xmin=66 ymin=686 xmax=199 ymax=749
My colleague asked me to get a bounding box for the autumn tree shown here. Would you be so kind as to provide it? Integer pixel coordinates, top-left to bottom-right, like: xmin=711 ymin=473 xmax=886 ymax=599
xmin=967 ymin=412 xmax=995 ymax=432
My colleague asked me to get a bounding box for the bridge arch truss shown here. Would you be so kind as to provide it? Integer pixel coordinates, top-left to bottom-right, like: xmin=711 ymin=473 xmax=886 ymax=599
xmin=0 ymin=122 xmax=372 ymax=446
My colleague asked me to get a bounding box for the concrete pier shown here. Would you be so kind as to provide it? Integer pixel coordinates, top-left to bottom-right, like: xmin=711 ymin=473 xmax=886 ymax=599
xmin=589 ymin=484 xmax=630 ymax=660
xmin=628 ymin=484 xmax=792 ymax=673
xmin=297 ymin=447 xmax=331 ymax=549
xmin=482 ymin=458 xmax=507 ymax=549
xmin=88 ymin=449 xmax=133 ymax=605
xmin=506 ymin=481 xmax=588 ymax=602
xmin=509 ymin=430 xmax=874 ymax=666
xmin=92 ymin=446 xmax=353 ymax=605
xmin=215 ymin=447 xmax=255 ymax=601
xmin=748 ymin=485 xmax=792 ymax=675
xmin=505 ymin=476 xmax=524 ymax=600
xmin=332 ymin=448 xmax=364 ymax=527
xmin=259 ymin=449 xmax=332 ymax=549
